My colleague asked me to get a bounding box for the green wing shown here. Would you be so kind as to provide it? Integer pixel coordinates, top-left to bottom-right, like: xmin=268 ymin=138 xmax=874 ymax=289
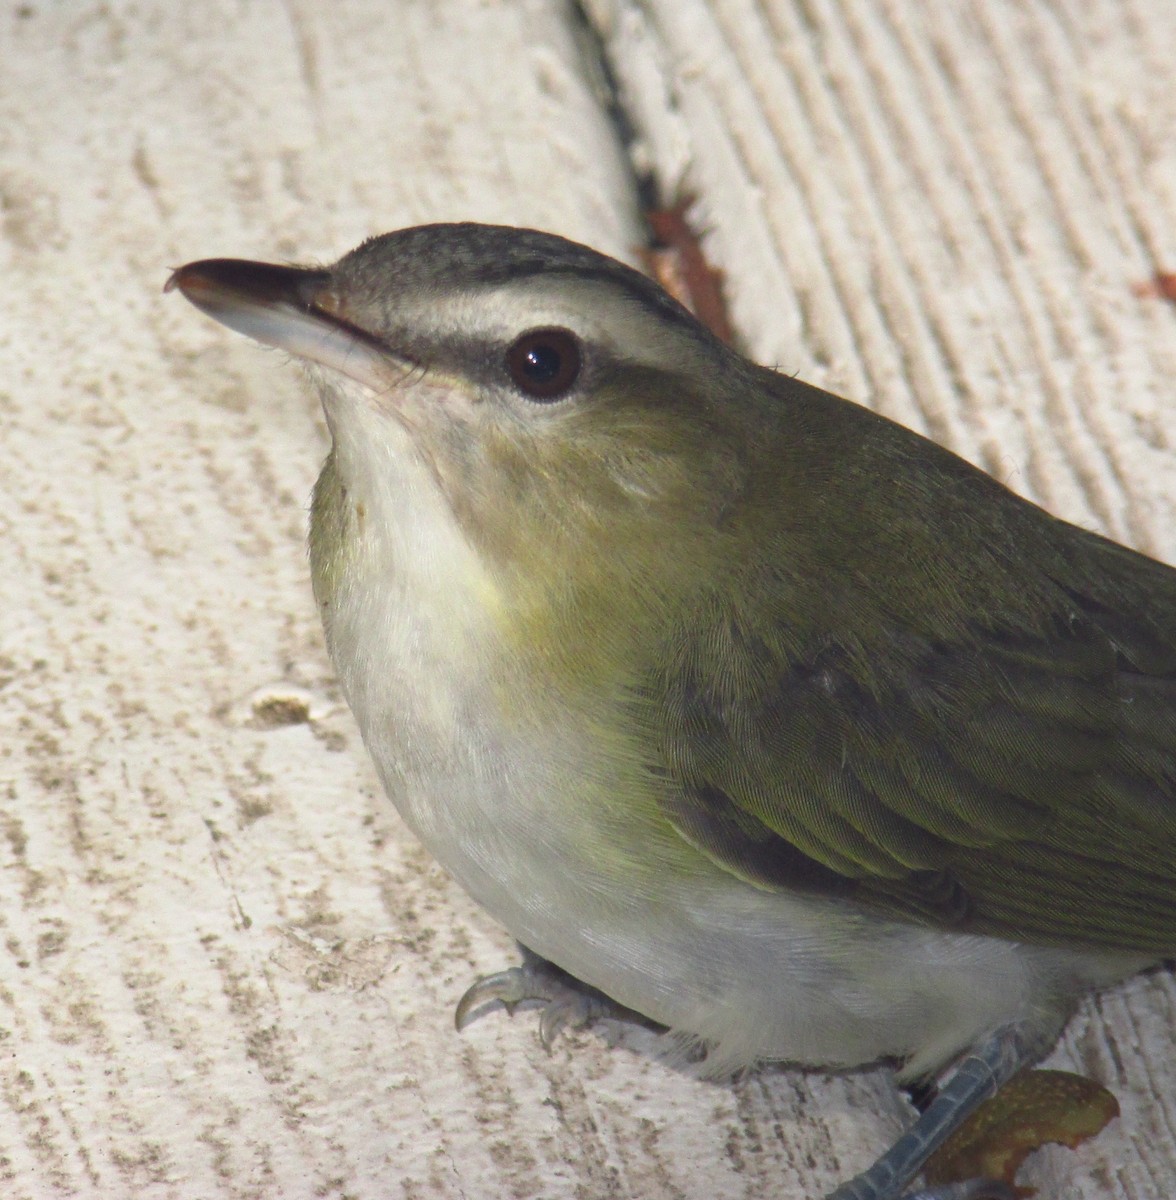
xmin=652 ymin=532 xmax=1176 ymax=954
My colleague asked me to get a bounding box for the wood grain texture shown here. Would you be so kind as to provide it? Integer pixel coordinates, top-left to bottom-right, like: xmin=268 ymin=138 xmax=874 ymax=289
xmin=1 ymin=0 xmax=1173 ymax=1198
xmin=588 ymin=1 xmax=1176 ymax=1197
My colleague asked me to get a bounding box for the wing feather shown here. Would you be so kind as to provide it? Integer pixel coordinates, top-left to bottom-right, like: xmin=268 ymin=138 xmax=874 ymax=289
xmin=653 ymin=569 xmax=1176 ymax=952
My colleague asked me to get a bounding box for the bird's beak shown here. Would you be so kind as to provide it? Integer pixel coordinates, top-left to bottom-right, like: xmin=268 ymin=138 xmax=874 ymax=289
xmin=165 ymin=258 xmax=396 ymax=392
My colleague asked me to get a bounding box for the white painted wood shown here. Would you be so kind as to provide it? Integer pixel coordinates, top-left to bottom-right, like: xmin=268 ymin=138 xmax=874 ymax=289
xmin=3 ymin=0 xmax=1173 ymax=1198
xmin=589 ymin=1 xmax=1176 ymax=1197
xmin=0 ymin=4 xmax=655 ymax=1198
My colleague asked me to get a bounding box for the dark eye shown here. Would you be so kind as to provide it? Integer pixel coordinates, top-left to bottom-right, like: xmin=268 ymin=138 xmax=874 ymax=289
xmin=505 ymin=328 xmax=582 ymax=401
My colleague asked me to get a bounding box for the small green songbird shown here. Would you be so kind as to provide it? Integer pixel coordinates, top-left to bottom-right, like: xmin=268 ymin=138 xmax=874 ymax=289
xmin=168 ymin=224 xmax=1176 ymax=1200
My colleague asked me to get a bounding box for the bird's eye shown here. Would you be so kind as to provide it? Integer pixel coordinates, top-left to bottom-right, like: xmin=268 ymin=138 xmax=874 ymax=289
xmin=505 ymin=328 xmax=582 ymax=401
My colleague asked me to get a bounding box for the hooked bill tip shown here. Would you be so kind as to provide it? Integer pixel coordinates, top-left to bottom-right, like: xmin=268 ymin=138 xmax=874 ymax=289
xmin=164 ymin=256 xmax=394 ymax=390
xmin=164 ymin=258 xmax=334 ymax=312
xmin=162 ymin=262 xmax=220 ymax=295
xmin=163 ymin=260 xmax=231 ymax=299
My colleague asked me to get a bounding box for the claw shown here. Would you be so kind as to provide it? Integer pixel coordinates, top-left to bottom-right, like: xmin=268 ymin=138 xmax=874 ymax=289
xmin=538 ymin=999 xmax=573 ymax=1050
xmin=536 ymin=987 xmax=604 ymax=1050
xmin=453 ymin=949 xmax=645 ymax=1049
xmin=454 ymin=967 xmax=528 ymax=1031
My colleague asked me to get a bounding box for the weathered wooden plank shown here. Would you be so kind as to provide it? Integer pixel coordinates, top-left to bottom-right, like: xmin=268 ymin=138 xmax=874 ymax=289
xmin=4 ymin=0 xmax=1174 ymax=1198
xmin=587 ymin=1 xmax=1176 ymax=1197
xmin=0 ymin=3 xmax=659 ymax=1198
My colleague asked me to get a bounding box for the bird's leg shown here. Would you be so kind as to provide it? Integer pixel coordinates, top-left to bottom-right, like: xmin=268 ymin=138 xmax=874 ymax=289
xmin=827 ymin=1024 xmax=1036 ymax=1200
xmin=454 ymin=944 xmax=652 ymax=1049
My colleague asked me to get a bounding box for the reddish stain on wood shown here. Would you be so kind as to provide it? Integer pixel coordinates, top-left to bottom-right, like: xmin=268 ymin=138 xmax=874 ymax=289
xmin=1132 ymin=272 xmax=1176 ymax=303
xmin=640 ymin=197 xmax=736 ymax=346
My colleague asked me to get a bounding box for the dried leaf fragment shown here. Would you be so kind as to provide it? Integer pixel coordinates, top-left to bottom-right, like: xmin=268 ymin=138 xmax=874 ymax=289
xmin=638 ymin=195 xmax=735 ymax=345
xmin=1132 ymin=272 xmax=1176 ymax=303
xmin=923 ymin=1069 xmax=1119 ymax=1197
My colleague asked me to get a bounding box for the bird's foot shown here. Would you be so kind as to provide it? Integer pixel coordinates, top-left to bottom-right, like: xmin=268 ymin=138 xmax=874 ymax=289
xmin=454 ymin=945 xmax=645 ymax=1050
xmin=826 ymin=1024 xmax=1036 ymax=1200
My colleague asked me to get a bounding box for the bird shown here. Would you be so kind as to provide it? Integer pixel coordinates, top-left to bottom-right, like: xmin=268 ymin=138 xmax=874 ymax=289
xmin=167 ymin=222 xmax=1176 ymax=1199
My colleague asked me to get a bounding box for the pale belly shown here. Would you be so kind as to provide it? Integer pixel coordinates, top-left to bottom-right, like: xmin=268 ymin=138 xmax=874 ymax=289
xmin=347 ymin=661 xmax=1145 ymax=1081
